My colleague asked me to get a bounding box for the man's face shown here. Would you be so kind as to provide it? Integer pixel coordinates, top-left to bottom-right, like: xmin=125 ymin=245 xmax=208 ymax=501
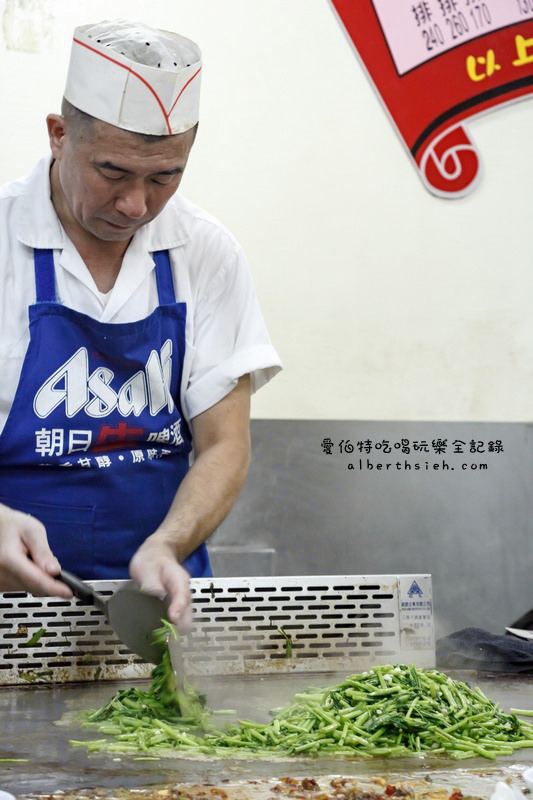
xmin=49 ymin=117 xmax=196 ymax=242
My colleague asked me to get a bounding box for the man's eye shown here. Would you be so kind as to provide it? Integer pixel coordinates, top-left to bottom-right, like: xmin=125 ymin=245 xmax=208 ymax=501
xmin=153 ymin=176 xmax=175 ymax=186
xmin=100 ymin=169 xmax=124 ymax=181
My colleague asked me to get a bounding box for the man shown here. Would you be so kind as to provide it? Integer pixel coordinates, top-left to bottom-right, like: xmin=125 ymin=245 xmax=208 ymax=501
xmin=0 ymin=20 xmax=281 ymax=628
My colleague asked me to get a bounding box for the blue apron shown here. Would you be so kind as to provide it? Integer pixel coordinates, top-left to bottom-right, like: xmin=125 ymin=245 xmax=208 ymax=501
xmin=0 ymin=248 xmax=212 ymax=580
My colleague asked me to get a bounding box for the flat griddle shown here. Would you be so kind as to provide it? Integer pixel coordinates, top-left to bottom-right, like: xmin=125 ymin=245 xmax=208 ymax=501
xmin=1 ymin=670 xmax=531 ymax=798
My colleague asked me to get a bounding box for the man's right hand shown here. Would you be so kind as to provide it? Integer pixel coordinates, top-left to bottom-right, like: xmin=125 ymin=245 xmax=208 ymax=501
xmin=0 ymin=504 xmax=73 ymax=598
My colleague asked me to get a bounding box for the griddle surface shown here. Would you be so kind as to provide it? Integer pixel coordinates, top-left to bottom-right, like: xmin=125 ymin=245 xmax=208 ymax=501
xmin=1 ymin=671 xmax=531 ymax=797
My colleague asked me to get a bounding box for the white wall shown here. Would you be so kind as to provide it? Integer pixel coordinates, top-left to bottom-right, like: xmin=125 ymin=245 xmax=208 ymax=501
xmin=1 ymin=0 xmax=531 ymax=421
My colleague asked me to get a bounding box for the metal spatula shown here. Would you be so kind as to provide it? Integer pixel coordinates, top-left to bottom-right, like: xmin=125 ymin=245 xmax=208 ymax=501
xmin=58 ymin=569 xmax=169 ymax=664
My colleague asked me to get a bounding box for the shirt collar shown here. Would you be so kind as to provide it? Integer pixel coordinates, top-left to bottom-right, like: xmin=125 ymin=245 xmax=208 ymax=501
xmin=16 ymin=156 xmax=64 ymax=249
xmin=16 ymin=154 xmax=191 ymax=251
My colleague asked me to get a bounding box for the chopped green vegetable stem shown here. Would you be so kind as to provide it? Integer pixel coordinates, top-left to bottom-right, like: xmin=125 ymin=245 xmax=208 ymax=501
xmin=72 ymin=638 xmax=533 ymax=762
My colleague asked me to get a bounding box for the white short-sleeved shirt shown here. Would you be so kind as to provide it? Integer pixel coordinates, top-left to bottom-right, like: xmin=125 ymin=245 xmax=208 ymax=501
xmin=0 ymin=156 xmax=282 ymax=433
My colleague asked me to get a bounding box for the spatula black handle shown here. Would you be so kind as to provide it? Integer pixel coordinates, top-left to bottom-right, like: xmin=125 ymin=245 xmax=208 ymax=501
xmin=58 ymin=569 xmax=107 ymax=613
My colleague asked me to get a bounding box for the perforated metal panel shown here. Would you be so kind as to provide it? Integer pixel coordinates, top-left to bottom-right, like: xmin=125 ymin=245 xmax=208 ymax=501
xmin=0 ymin=582 xmax=148 ymax=685
xmin=0 ymin=574 xmax=434 ymax=685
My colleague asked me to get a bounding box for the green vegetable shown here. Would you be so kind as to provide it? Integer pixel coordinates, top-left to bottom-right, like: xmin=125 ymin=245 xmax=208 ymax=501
xmin=19 ymin=669 xmax=53 ymax=683
xmin=278 ymin=627 xmax=293 ymax=658
xmin=22 ymin=628 xmax=46 ymax=647
xmin=72 ymin=653 xmax=533 ymax=761
xmin=510 ymin=708 xmax=533 ymax=717
xmin=0 ymin=758 xmax=30 ymax=763
xmin=80 ymin=621 xmax=208 ymax=735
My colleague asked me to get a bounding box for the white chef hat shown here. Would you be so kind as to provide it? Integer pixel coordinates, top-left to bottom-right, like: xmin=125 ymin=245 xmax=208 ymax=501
xmin=64 ymin=20 xmax=201 ymax=135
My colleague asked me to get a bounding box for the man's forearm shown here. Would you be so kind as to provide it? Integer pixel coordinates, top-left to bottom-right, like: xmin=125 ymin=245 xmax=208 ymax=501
xmin=141 ymin=374 xmax=251 ymax=561
xmin=153 ymin=432 xmax=250 ymax=561
xmin=128 ymin=375 xmax=251 ymax=626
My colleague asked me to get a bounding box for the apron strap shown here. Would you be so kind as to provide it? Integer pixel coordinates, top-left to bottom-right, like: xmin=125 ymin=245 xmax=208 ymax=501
xmin=33 ymin=248 xmax=176 ymax=305
xmin=33 ymin=248 xmax=57 ymax=302
xmin=153 ymin=250 xmax=176 ymax=305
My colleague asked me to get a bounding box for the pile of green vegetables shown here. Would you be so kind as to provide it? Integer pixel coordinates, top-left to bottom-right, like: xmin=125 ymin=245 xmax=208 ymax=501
xmin=71 ymin=626 xmax=533 ymax=761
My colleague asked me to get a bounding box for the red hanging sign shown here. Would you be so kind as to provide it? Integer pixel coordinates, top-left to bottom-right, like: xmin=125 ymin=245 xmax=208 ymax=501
xmin=330 ymin=0 xmax=533 ymax=197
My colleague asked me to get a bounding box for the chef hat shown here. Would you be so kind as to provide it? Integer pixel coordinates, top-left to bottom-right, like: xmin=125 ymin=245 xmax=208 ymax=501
xmin=64 ymin=20 xmax=201 ymax=135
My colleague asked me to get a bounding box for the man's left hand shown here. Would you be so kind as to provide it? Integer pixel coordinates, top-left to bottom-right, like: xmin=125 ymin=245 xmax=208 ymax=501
xmin=129 ymin=538 xmax=193 ymax=632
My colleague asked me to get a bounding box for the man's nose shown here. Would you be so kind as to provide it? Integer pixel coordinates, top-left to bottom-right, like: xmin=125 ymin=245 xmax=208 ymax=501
xmin=115 ymin=186 xmax=148 ymax=219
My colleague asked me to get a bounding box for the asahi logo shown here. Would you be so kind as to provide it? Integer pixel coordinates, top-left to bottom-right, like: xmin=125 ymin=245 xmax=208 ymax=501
xmin=33 ymin=340 xmax=175 ymax=419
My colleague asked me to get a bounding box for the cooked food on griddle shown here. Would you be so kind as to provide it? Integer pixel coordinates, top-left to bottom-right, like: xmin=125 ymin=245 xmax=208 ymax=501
xmin=15 ymin=775 xmax=486 ymax=800
xmin=71 ymin=648 xmax=533 ymax=761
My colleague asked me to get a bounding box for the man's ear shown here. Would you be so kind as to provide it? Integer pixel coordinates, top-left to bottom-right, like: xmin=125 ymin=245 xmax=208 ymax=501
xmin=46 ymin=114 xmax=67 ymax=160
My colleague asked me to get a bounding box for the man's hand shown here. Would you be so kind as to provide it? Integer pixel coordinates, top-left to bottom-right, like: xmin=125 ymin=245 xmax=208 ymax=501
xmin=129 ymin=538 xmax=193 ymax=632
xmin=0 ymin=504 xmax=72 ymax=598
